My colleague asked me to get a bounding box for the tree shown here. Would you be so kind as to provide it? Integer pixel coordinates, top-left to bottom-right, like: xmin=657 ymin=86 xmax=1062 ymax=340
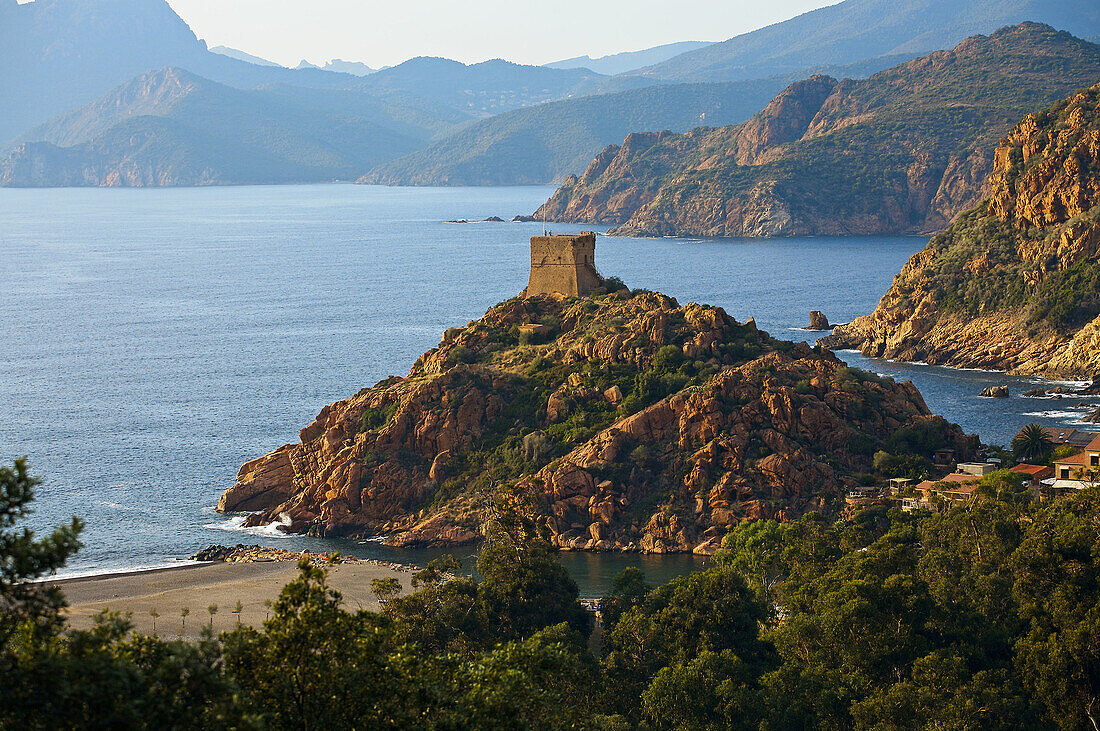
xmin=641 ymin=650 xmax=763 ymax=731
xmin=370 ymin=577 xmax=402 ymax=608
xmin=715 ymin=519 xmax=786 ymax=616
xmin=0 ymin=458 xmax=83 ymax=645
xmin=1011 ymin=489 xmax=1100 ymax=730
xmin=222 ymin=559 xmax=405 ymax=729
xmin=603 ymin=565 xmax=772 ymax=718
xmin=600 ymin=567 xmax=650 ymax=630
xmin=0 ymin=461 xmax=241 ymax=728
xmin=1012 ymin=423 xmax=1053 ymax=463
xmin=476 ymin=539 xmax=591 ymax=642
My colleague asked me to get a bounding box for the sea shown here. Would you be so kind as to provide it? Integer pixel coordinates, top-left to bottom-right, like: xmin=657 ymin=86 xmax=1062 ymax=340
xmin=2 ymin=184 xmax=1095 ymax=596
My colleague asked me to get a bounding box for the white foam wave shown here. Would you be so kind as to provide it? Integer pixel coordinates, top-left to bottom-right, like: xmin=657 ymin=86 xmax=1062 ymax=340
xmin=204 ymin=513 xmax=295 ymax=539
xmin=1023 ymin=410 xmax=1087 ymax=420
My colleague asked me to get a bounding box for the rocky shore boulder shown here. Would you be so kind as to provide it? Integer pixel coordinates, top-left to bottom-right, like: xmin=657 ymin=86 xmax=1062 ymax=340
xmin=220 ymin=290 xmax=969 ymax=553
xmin=979 ymin=386 xmax=1009 ymax=398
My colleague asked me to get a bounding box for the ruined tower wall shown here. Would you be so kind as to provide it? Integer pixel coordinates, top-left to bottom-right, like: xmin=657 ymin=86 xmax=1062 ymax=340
xmin=526 ymin=231 xmax=604 ymax=297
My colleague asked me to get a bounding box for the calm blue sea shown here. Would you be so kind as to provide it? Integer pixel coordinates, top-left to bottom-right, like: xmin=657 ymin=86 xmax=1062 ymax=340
xmin=1 ymin=184 xmax=1095 ymax=594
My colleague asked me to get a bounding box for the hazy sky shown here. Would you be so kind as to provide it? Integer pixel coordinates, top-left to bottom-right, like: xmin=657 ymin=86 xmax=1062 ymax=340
xmin=164 ymin=0 xmax=839 ymax=68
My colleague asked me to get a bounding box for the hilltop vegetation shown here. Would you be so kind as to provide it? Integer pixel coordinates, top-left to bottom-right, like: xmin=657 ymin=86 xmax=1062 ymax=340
xmin=824 ymin=82 xmax=1100 ymax=377
xmin=535 ymin=24 xmax=1100 ymax=238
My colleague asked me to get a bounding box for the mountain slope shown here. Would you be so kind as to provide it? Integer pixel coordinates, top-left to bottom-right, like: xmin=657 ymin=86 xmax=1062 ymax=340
xmin=353 ymin=57 xmax=625 ymax=117
xmin=0 ymin=0 xmax=363 ymax=143
xmin=217 ymin=290 xmax=967 ymax=552
xmin=0 ymin=68 xmax=469 ymax=186
xmin=635 ymin=0 xmax=1100 ymax=82
xmin=546 ymin=41 xmax=713 ymax=76
xmin=209 ymin=46 xmax=281 ymax=68
xmin=360 ymin=52 xmax=921 ymax=188
xmin=534 ymin=24 xmax=1100 ymax=238
xmin=822 ymin=83 xmax=1100 ymax=378
xmin=360 ymin=79 xmax=788 ymax=186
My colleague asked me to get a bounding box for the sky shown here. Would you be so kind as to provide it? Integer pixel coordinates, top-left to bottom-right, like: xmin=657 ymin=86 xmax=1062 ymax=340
xmin=163 ymin=0 xmax=840 ymax=68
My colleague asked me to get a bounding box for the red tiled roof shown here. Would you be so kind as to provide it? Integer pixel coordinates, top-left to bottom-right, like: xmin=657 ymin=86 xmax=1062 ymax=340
xmin=1011 ymin=464 xmax=1053 ymax=477
xmin=1055 ymin=452 xmax=1093 ymax=467
xmin=915 ymin=473 xmax=981 ymax=492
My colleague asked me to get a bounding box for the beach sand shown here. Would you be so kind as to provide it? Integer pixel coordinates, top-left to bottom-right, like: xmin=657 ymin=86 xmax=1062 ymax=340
xmin=53 ymin=560 xmax=415 ymax=639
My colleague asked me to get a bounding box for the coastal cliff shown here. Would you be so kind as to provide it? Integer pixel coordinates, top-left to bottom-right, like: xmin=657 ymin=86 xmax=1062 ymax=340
xmin=532 ymin=24 xmax=1100 ymax=238
xmin=219 ymin=291 xmax=967 ymax=553
xmin=823 ymin=83 xmax=1100 ymax=378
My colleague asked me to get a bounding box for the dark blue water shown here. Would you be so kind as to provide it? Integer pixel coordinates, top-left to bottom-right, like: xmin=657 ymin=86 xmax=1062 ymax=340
xmin=1 ymin=184 xmax=1095 ymax=593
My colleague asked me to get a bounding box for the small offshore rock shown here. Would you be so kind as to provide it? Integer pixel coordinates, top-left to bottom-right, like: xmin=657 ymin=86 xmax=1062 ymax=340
xmin=979 ymin=385 xmax=1010 ymax=398
xmin=805 ymin=311 xmax=833 ymax=331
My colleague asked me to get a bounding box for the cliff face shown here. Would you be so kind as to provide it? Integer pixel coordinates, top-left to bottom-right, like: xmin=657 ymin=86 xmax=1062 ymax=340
xmin=822 ymin=83 xmax=1100 ymax=378
xmin=219 ymin=291 xmax=967 ymax=554
xmin=533 ymin=24 xmax=1100 ymax=239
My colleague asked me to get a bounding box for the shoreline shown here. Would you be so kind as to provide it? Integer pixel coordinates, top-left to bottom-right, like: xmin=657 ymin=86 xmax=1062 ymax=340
xmin=51 ymin=551 xmax=418 ymax=639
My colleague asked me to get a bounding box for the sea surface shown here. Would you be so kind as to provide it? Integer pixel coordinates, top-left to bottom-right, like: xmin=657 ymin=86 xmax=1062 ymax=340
xmin=2 ymin=184 xmax=1096 ymax=595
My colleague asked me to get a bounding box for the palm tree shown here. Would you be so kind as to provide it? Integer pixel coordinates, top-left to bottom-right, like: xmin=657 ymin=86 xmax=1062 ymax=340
xmin=180 ymin=607 xmax=190 ymax=637
xmin=207 ymin=603 xmax=218 ymax=629
xmin=148 ymin=607 xmax=159 ymax=634
xmin=233 ymin=600 xmax=244 ymax=626
xmin=1013 ymin=423 xmax=1054 ymax=463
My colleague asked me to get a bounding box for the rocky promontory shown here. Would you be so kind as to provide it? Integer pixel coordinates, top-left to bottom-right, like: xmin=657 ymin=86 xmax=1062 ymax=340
xmin=219 ymin=290 xmax=967 ymax=554
xmin=531 ymin=25 xmax=1100 ymax=239
xmin=823 ymin=82 xmax=1100 ymax=378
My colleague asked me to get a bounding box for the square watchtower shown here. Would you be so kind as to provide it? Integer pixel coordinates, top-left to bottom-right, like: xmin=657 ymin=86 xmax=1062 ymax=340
xmin=525 ymin=231 xmax=604 ymax=297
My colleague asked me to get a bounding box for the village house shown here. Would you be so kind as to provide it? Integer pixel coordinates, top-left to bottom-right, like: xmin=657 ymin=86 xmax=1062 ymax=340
xmin=1040 ymin=426 xmax=1097 ymax=448
xmin=1051 ymin=433 xmax=1100 ymax=493
xmin=1009 ymin=463 xmax=1053 ymax=491
xmin=902 ymin=473 xmax=982 ymax=512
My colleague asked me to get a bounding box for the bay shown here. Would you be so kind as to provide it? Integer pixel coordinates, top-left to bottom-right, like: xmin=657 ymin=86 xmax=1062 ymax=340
xmin=1 ymin=184 xmax=1095 ymax=595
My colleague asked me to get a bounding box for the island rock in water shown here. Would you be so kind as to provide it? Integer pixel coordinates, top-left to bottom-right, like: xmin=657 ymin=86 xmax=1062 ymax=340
xmin=219 ymin=290 xmax=967 ymax=553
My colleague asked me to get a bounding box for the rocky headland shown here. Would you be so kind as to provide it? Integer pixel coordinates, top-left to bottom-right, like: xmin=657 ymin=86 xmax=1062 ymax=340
xmin=531 ymin=24 xmax=1100 ymax=239
xmin=219 ymin=290 xmax=968 ymax=554
xmin=823 ymin=82 xmax=1100 ymax=378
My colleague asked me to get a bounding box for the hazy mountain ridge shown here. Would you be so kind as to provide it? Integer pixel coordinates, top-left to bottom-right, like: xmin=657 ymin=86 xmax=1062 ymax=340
xmin=546 ymin=41 xmax=713 ymax=76
xmin=634 ymin=0 xmax=1100 ymax=82
xmin=0 ymin=67 xmax=468 ymax=186
xmin=352 ymin=57 xmax=628 ymax=117
xmin=0 ymin=0 xmax=365 ymax=143
xmin=360 ymin=79 xmax=789 ymax=187
xmin=534 ymin=24 xmax=1100 ymax=238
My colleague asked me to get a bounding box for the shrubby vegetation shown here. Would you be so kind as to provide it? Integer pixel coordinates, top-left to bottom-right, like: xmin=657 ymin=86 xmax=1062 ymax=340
xmin=8 ymin=457 xmax=1100 ymax=729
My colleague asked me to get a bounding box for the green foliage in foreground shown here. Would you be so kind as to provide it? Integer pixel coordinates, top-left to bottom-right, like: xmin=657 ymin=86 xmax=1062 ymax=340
xmin=5 ymin=458 xmax=1100 ymax=729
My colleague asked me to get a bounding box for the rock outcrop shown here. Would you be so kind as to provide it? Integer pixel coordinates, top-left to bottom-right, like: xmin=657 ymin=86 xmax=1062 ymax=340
xmin=532 ymin=25 xmax=1100 ymax=239
xmin=219 ymin=290 xmax=968 ymax=554
xmin=805 ymin=311 xmax=832 ymax=331
xmin=823 ymin=82 xmax=1100 ymax=378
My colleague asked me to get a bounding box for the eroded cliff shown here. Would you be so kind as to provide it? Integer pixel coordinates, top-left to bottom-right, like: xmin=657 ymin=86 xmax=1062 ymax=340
xmin=533 ymin=24 xmax=1100 ymax=238
xmin=219 ymin=291 xmax=967 ymax=553
xmin=823 ymin=83 xmax=1100 ymax=377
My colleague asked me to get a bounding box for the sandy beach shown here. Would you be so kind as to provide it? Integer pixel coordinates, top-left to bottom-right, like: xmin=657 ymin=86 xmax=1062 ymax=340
xmin=53 ymin=559 xmax=416 ymax=639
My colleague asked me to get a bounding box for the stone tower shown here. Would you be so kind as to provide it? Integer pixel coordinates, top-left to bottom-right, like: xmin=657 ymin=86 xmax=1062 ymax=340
xmin=525 ymin=231 xmax=605 ymax=297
